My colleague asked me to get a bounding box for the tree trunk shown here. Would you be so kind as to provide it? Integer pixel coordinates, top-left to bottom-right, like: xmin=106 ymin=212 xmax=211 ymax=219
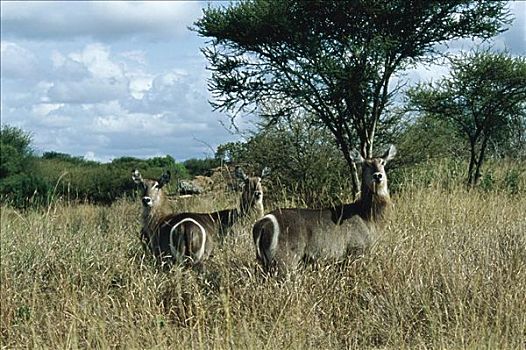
xmin=339 ymin=144 xmax=360 ymax=198
xmin=329 ymin=124 xmax=361 ymax=198
xmin=467 ymin=139 xmax=477 ymax=188
xmin=350 ymin=161 xmax=360 ymax=199
xmin=474 ymin=136 xmax=489 ymax=186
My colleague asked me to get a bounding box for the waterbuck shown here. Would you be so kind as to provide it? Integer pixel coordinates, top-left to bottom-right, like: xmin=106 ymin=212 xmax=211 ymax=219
xmin=132 ymin=169 xmax=174 ymax=255
xmin=133 ymin=167 xmax=268 ymax=267
xmin=252 ymin=145 xmax=396 ymax=273
xmin=166 ymin=167 xmax=269 ymax=268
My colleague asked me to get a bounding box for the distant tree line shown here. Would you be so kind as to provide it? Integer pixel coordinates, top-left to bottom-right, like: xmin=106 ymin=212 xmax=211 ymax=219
xmin=0 ymin=126 xmax=190 ymax=208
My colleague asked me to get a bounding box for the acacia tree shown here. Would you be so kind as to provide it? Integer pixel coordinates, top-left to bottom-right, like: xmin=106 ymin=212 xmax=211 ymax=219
xmin=195 ymin=0 xmax=510 ymax=194
xmin=407 ymin=51 xmax=526 ymax=187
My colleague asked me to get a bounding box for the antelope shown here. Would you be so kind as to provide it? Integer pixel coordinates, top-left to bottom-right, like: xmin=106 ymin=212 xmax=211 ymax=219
xmin=133 ymin=167 xmax=268 ymax=267
xmin=166 ymin=167 xmax=268 ymax=268
xmin=252 ymin=145 xmax=396 ymax=273
xmin=132 ymin=169 xmax=174 ymax=256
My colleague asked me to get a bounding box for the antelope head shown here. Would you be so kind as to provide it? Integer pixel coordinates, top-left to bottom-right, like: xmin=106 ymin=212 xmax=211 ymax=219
xmin=353 ymin=145 xmax=396 ymax=196
xmin=132 ymin=169 xmax=171 ymax=209
xmin=235 ymin=166 xmax=270 ymax=217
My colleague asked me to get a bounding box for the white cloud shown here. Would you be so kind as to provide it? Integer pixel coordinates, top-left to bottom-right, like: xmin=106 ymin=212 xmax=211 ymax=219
xmin=0 ymin=1 xmax=202 ymax=41
xmin=0 ymin=1 xmax=240 ymax=161
xmin=127 ymin=73 xmax=154 ymax=99
xmin=120 ymin=50 xmax=148 ymax=66
xmin=52 ymin=57 xmax=91 ymax=81
xmin=0 ymin=41 xmax=39 ymax=80
xmin=44 ymin=44 xmax=133 ymax=103
xmin=405 ymin=61 xmax=451 ymax=84
xmin=2 ymin=1 xmax=523 ymax=162
xmin=0 ymin=39 xmax=231 ymax=160
xmin=503 ymin=1 xmax=526 ymax=54
xmin=32 ymin=103 xmax=64 ymax=117
xmin=125 ymin=70 xmax=210 ymax=120
xmin=47 ymin=78 xmax=129 ymax=104
xmin=69 ymin=43 xmax=124 ymax=80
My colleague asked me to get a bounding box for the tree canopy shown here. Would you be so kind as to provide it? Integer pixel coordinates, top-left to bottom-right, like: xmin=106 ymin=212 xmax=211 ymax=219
xmin=195 ymin=0 xmax=510 ymax=194
xmin=407 ymin=51 xmax=526 ymax=186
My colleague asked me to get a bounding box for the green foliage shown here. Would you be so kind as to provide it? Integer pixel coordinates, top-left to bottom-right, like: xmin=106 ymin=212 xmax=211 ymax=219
xmin=146 ymin=155 xmax=176 ymax=168
xmin=1 ymin=126 xmax=188 ymax=207
xmin=0 ymin=173 xmax=50 ymax=208
xmin=215 ymin=141 xmax=246 ymax=164
xmin=217 ymin=115 xmax=349 ymax=206
xmin=111 ymin=155 xmax=188 ymax=179
xmin=196 ymin=0 xmax=510 ymax=197
xmin=503 ymin=168 xmax=521 ymax=195
xmin=0 ymin=125 xmax=50 ymax=207
xmin=479 ymin=172 xmax=495 ymax=192
xmin=59 ymin=167 xmax=146 ymax=204
xmin=0 ymin=125 xmax=32 ymax=156
xmin=183 ymin=158 xmax=222 ymax=176
xmin=389 ymin=157 xmax=525 ymax=196
xmin=0 ymin=144 xmax=24 ymax=178
xmin=1 ymin=125 xmax=33 ymax=178
xmin=36 ymin=154 xmax=188 ymax=204
xmin=111 ymin=156 xmax=143 ymax=166
xmin=42 ymin=151 xmax=97 ymax=166
xmin=396 ymin=114 xmax=468 ymax=166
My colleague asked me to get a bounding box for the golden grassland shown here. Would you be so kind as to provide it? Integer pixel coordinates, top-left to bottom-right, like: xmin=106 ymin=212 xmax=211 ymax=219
xmin=1 ymin=176 xmax=526 ymax=349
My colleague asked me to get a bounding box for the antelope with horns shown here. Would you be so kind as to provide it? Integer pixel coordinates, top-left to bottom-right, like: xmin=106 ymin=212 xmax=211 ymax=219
xmin=133 ymin=167 xmax=268 ymax=267
xmin=252 ymin=145 xmax=396 ymax=273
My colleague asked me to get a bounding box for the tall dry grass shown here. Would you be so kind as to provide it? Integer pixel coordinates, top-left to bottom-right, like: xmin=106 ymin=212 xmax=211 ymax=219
xmin=1 ymin=177 xmax=525 ymax=349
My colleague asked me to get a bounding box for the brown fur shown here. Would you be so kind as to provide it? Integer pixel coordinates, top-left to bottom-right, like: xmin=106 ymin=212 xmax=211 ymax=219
xmin=253 ymin=146 xmax=396 ymax=273
xmin=134 ymin=169 xmax=266 ymax=267
xmin=166 ymin=174 xmax=265 ymax=268
xmin=132 ymin=171 xmax=174 ymax=256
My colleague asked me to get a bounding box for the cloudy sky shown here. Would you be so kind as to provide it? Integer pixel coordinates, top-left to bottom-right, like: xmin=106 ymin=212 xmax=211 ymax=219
xmin=1 ymin=1 xmax=524 ymax=162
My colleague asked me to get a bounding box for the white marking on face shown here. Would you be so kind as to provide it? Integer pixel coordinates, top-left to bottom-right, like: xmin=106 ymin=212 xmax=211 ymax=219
xmin=363 ymin=159 xmax=389 ymax=194
xmin=142 ymin=196 xmax=153 ymax=207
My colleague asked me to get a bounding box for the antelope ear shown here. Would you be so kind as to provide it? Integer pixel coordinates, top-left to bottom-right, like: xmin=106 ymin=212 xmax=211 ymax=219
xmin=235 ymin=166 xmax=249 ymax=181
xmin=382 ymin=145 xmax=397 ymax=163
xmin=350 ymin=150 xmax=365 ymax=164
xmin=261 ymin=167 xmax=271 ymax=178
xmin=158 ymin=170 xmax=171 ymax=187
xmin=132 ymin=169 xmax=143 ymax=184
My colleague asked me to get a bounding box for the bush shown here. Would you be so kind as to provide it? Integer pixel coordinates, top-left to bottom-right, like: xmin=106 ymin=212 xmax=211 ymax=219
xmin=183 ymin=158 xmax=222 ymax=176
xmin=1 ymin=127 xmax=190 ymax=207
xmin=1 ymin=126 xmax=33 ymax=178
xmin=216 ymin=117 xmax=350 ymax=206
xmin=36 ymin=158 xmax=185 ymax=205
xmin=0 ymin=125 xmax=50 ymax=207
xmin=0 ymin=173 xmax=50 ymax=208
